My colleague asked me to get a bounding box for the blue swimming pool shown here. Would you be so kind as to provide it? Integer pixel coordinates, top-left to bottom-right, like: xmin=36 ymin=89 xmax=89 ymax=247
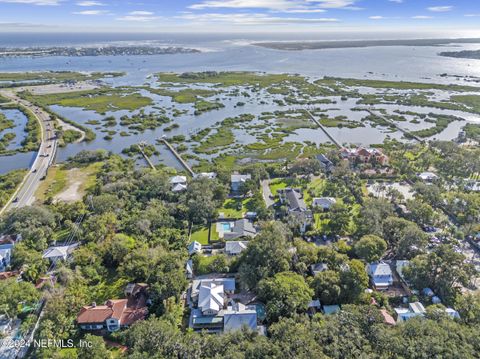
xmin=221 ymin=222 xmax=232 ymax=231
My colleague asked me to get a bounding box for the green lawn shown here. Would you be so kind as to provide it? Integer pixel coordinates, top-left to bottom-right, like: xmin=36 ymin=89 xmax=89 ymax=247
xmin=26 ymin=89 xmax=153 ymax=114
xmin=157 ymin=71 xmax=307 ymax=88
xmin=218 ymin=198 xmax=251 ymax=219
xmin=304 ymin=178 xmax=326 ymax=204
xmin=210 ymin=223 xmax=220 ymax=241
xmin=269 ymin=178 xmax=299 ymax=196
xmin=191 ymin=226 xmax=210 ymax=245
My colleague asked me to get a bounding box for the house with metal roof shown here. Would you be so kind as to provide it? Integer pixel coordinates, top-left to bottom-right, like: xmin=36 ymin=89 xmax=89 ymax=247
xmin=0 ymin=243 xmax=13 ymax=272
xmin=42 ymin=243 xmax=79 ymax=263
xmin=312 ymin=197 xmax=337 ymax=211
xmin=278 ymin=188 xmax=312 ymax=233
xmin=188 ymin=241 xmax=202 ymax=256
xmin=367 ymin=262 xmax=393 ymax=290
xmin=198 ymin=281 xmax=225 ymax=316
xmin=225 ymin=241 xmax=249 ymax=256
xmin=222 ymin=219 xmax=257 ymax=240
xmin=231 ymin=174 xmax=251 ymax=193
xmin=316 ymin=154 xmax=334 ymax=173
xmin=223 ymin=302 xmax=257 ymax=332
xmin=170 ymin=176 xmax=188 ymax=192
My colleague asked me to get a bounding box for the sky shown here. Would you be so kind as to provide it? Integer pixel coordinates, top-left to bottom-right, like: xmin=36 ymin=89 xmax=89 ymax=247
xmin=0 ymin=0 xmax=479 ymax=34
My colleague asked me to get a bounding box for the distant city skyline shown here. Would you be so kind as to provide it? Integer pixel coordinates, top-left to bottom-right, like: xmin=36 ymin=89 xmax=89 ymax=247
xmin=0 ymin=0 xmax=479 ymax=34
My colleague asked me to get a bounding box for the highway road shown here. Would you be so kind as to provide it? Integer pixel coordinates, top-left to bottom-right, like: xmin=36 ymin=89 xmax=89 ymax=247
xmin=0 ymin=90 xmax=58 ymax=214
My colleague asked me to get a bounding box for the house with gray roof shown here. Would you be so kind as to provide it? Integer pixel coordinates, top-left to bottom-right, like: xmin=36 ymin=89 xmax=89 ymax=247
xmin=316 ymin=154 xmax=334 ymax=173
xmin=0 ymin=243 xmax=13 ymax=272
xmin=225 ymin=241 xmax=249 ymax=256
xmin=222 ymin=219 xmax=257 ymax=240
xmin=223 ymin=302 xmax=257 ymax=332
xmin=231 ymin=174 xmax=252 ymax=193
xmin=189 ymin=278 xmax=257 ymax=333
xmin=367 ymin=262 xmax=393 ymax=290
xmin=278 ymin=188 xmax=312 ymax=234
xmin=188 ymin=241 xmax=202 ymax=256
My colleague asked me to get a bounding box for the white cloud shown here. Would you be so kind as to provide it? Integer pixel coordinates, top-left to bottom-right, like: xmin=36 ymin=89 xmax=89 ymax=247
xmin=388 ymin=0 xmax=403 ymax=3
xmin=76 ymin=1 xmax=105 ymax=6
xmin=117 ymin=11 xmax=160 ymax=22
xmin=465 ymin=14 xmax=480 ymax=17
xmin=188 ymin=0 xmax=356 ymax=12
xmin=412 ymin=15 xmax=433 ymax=19
xmin=0 ymin=0 xmax=62 ymax=5
xmin=427 ymin=6 xmax=453 ymax=12
xmin=129 ymin=11 xmax=155 ymax=16
xmin=369 ymin=15 xmax=385 ymax=20
xmin=73 ymin=9 xmax=109 ymax=15
xmin=177 ymin=12 xmax=338 ymax=25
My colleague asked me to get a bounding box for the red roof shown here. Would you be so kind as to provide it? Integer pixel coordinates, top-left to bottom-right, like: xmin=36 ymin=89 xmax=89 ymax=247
xmin=77 ymin=295 xmax=147 ymax=326
xmin=380 ymin=309 xmax=396 ymax=325
xmin=0 ymin=271 xmax=19 ymax=280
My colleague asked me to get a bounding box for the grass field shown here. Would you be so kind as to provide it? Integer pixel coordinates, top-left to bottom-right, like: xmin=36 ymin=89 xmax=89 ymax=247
xmin=218 ymin=197 xmax=255 ymax=219
xmin=0 ymin=71 xmax=123 ymax=83
xmin=149 ymin=88 xmax=218 ymax=103
xmin=190 ymin=226 xmax=210 ymax=245
xmin=451 ymin=95 xmax=480 ymax=114
xmin=35 ymin=162 xmax=101 ymax=202
xmin=316 ymin=76 xmax=480 ymax=92
xmin=157 ymin=71 xmax=308 ymax=88
xmin=26 ymin=89 xmax=152 ymax=114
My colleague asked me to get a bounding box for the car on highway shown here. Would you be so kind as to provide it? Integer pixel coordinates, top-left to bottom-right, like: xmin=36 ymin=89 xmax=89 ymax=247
xmin=32 ymin=169 xmax=37 ymax=173
xmin=13 ymin=197 xmax=19 ymax=203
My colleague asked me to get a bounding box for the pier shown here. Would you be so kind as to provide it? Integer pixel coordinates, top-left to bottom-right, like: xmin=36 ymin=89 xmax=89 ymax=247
xmin=305 ymin=109 xmax=342 ymax=149
xmin=137 ymin=142 xmax=156 ymax=170
xmin=364 ymin=109 xmax=425 ymax=143
xmin=160 ymin=138 xmax=195 ymax=176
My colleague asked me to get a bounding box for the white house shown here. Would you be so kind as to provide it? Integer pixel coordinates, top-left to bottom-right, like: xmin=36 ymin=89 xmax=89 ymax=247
xmin=225 ymin=241 xmax=249 ymax=256
xmin=188 ymin=241 xmax=202 ymax=256
xmin=231 ymin=174 xmax=251 ymax=193
xmin=394 ymin=302 xmax=426 ymax=323
xmin=198 ymin=282 xmax=225 ymax=316
xmin=418 ymin=172 xmax=438 ymax=182
xmin=312 ymin=197 xmax=337 ymax=211
xmin=0 ymin=243 xmax=13 ymax=272
xmin=42 ymin=243 xmax=79 ymax=263
xmin=186 ymin=259 xmax=194 ymax=279
xmin=170 ymin=176 xmax=188 ymax=192
xmin=367 ymin=262 xmax=393 ymax=290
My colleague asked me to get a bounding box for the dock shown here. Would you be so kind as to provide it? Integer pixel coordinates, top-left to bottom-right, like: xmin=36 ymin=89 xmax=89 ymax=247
xmin=305 ymin=110 xmax=342 ymax=149
xmin=137 ymin=143 xmax=156 ymax=170
xmin=160 ymin=138 xmax=195 ymax=176
xmin=364 ymin=109 xmax=425 ymax=143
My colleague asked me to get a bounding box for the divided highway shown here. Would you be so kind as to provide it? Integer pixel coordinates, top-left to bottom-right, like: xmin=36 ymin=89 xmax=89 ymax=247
xmin=0 ymin=90 xmax=58 ymax=215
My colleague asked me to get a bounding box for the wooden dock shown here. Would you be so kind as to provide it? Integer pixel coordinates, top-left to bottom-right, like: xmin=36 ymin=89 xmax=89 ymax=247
xmin=137 ymin=143 xmax=156 ymax=170
xmin=305 ymin=110 xmax=342 ymax=149
xmin=364 ymin=109 xmax=425 ymax=143
xmin=160 ymin=138 xmax=195 ymax=176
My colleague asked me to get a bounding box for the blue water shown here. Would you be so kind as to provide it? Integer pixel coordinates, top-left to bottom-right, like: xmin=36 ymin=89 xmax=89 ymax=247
xmin=221 ymin=223 xmax=232 ymax=231
xmin=1 ymin=32 xmax=480 ymax=174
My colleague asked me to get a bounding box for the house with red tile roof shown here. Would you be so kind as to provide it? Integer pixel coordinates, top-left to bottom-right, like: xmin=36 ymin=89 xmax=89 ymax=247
xmin=77 ymin=284 xmax=148 ymax=332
